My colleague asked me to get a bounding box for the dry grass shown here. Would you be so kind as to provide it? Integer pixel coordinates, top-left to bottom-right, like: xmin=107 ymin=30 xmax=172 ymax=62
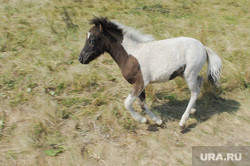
xmin=0 ymin=0 xmax=249 ymax=165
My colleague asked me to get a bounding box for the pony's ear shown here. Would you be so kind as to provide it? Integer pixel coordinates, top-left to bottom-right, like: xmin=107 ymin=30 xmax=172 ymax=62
xmin=98 ymin=17 xmax=108 ymax=32
xmin=99 ymin=24 xmax=103 ymax=32
xmin=90 ymin=17 xmax=108 ymax=32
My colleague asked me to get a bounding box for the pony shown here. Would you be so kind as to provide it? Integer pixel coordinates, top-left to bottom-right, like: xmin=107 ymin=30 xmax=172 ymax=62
xmin=78 ymin=17 xmax=222 ymax=129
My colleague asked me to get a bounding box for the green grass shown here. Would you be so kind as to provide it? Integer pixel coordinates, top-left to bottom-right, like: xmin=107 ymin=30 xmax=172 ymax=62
xmin=0 ymin=0 xmax=249 ymax=165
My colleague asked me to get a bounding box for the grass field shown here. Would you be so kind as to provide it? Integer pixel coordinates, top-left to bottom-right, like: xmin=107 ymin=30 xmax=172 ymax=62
xmin=0 ymin=0 xmax=249 ymax=165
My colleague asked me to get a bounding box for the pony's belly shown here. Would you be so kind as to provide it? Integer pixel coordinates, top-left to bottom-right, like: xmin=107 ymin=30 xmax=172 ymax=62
xmin=139 ymin=59 xmax=177 ymax=85
xmin=150 ymin=73 xmax=171 ymax=83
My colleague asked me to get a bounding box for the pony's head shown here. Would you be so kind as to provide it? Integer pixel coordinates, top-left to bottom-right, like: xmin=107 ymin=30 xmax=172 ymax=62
xmin=78 ymin=17 xmax=105 ymax=64
xmin=78 ymin=17 xmax=122 ymax=64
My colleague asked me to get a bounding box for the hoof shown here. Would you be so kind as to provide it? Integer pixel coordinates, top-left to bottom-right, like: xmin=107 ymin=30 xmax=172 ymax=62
xmin=152 ymin=117 xmax=163 ymax=126
xmin=156 ymin=119 xmax=163 ymax=126
xmin=140 ymin=117 xmax=147 ymax=124
xmin=179 ymin=124 xmax=186 ymax=130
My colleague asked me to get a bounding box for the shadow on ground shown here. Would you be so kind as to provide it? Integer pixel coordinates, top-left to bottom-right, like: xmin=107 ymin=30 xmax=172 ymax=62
xmin=150 ymin=92 xmax=240 ymax=133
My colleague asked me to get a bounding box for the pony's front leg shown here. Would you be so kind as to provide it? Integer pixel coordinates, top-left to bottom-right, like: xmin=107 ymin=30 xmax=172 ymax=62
xmin=139 ymin=90 xmax=163 ymax=125
xmin=124 ymin=84 xmax=147 ymax=123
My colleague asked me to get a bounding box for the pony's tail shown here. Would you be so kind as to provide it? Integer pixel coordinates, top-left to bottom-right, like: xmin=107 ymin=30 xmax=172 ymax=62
xmin=205 ymin=46 xmax=222 ymax=87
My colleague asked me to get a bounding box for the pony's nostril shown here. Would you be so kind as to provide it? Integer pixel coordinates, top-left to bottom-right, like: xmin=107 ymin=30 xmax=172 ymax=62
xmin=78 ymin=57 xmax=83 ymax=63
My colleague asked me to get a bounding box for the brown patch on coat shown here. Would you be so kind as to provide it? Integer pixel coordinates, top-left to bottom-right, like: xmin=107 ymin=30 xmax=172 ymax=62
xmin=169 ymin=65 xmax=186 ymax=80
xmin=115 ymin=50 xmax=144 ymax=96
xmin=121 ymin=55 xmax=142 ymax=84
xmin=98 ymin=22 xmax=144 ymax=97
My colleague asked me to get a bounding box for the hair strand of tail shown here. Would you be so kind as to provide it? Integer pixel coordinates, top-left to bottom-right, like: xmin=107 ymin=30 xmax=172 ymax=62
xmin=205 ymin=46 xmax=222 ymax=87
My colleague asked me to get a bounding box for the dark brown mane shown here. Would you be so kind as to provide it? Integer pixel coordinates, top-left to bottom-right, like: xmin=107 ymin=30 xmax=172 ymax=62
xmin=90 ymin=17 xmax=122 ymax=34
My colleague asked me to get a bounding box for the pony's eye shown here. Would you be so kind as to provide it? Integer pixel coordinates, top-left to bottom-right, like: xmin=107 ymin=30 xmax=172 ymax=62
xmin=90 ymin=40 xmax=95 ymax=44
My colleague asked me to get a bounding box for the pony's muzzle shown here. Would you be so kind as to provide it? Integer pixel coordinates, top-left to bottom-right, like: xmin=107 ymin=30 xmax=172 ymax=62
xmin=78 ymin=52 xmax=87 ymax=64
xmin=78 ymin=56 xmax=83 ymax=63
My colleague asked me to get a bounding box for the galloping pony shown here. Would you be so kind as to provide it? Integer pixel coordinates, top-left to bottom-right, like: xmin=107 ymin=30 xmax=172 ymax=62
xmin=78 ymin=17 xmax=222 ymax=129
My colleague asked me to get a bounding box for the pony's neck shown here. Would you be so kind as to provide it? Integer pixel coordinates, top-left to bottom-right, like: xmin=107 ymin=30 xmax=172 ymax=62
xmin=107 ymin=42 xmax=129 ymax=69
xmin=103 ymin=31 xmax=129 ymax=69
xmin=103 ymin=30 xmax=143 ymax=85
xmin=105 ymin=38 xmax=142 ymax=85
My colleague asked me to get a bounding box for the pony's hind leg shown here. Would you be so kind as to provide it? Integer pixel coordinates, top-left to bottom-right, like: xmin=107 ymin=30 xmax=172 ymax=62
xmin=138 ymin=90 xmax=163 ymax=125
xmin=190 ymin=75 xmax=204 ymax=114
xmin=179 ymin=75 xmax=203 ymax=129
xmin=124 ymin=84 xmax=147 ymax=123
